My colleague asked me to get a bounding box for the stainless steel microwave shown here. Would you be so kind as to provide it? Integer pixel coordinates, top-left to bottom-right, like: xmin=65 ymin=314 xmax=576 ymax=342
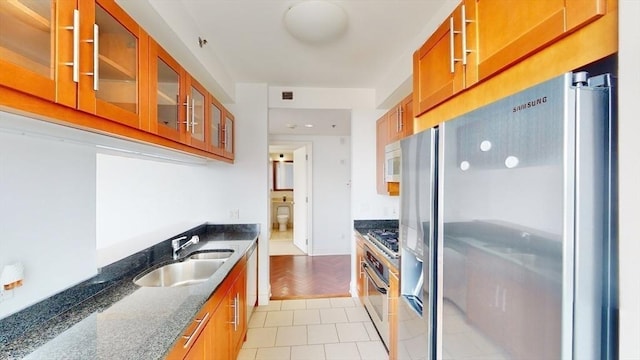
xmin=384 ymin=141 xmax=401 ymax=182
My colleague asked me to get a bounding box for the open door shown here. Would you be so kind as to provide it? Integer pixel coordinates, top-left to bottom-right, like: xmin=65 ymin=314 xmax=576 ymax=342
xmin=293 ymin=145 xmax=309 ymax=253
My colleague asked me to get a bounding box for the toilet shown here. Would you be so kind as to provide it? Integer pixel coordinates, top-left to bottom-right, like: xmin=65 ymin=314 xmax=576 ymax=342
xmin=276 ymin=206 xmax=290 ymax=231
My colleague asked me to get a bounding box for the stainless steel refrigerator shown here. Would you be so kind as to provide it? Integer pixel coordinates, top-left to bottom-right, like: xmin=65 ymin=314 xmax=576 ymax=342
xmin=399 ymin=71 xmax=614 ymax=359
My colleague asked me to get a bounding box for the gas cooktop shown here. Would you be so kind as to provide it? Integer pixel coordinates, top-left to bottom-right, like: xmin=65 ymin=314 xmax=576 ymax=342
xmin=366 ymin=228 xmax=399 ymax=259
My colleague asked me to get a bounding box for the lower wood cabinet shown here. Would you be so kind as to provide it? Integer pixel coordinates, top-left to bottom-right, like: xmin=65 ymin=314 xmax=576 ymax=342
xmin=166 ymin=256 xmax=248 ymax=360
xmin=355 ymin=234 xmax=366 ymax=301
xmin=388 ymin=270 xmax=399 ymax=360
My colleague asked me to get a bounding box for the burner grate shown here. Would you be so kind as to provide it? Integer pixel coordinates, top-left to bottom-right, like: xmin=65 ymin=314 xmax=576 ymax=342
xmin=366 ymin=229 xmax=399 ymax=258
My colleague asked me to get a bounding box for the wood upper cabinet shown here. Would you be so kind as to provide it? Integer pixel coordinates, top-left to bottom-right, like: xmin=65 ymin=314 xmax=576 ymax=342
xmin=208 ymin=96 xmax=235 ymax=160
xmin=0 ymin=0 xmax=148 ymax=127
xmin=413 ymin=0 xmax=475 ymax=116
xmin=0 ymin=0 xmax=59 ymax=102
xmin=414 ymin=0 xmax=606 ymax=117
xmin=222 ymin=111 xmax=235 ymax=160
xmin=149 ymin=39 xmax=184 ymax=142
xmin=183 ymin=76 xmax=208 ymax=151
xmin=376 ymin=114 xmax=390 ymax=195
xmin=208 ymin=96 xmax=225 ymax=156
xmin=376 ymin=94 xmax=412 ymax=196
xmin=77 ymin=0 xmax=148 ymax=128
xmin=475 ymin=0 xmax=604 ymax=81
xmin=388 ymin=94 xmax=414 ymax=143
xmin=0 ymin=0 xmax=235 ymax=163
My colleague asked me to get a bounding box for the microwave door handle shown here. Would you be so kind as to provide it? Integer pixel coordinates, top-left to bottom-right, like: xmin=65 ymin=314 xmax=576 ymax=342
xmin=363 ymin=263 xmax=388 ymax=294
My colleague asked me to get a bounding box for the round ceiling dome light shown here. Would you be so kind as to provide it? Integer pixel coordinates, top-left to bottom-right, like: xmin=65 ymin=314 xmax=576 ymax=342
xmin=283 ymin=1 xmax=348 ymax=44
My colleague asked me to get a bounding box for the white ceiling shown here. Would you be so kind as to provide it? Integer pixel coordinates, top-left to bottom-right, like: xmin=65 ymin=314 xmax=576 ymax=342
xmin=118 ymin=0 xmax=453 ymax=135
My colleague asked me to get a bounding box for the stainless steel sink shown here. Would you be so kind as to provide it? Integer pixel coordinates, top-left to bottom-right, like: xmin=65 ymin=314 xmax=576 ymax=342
xmin=133 ymin=259 xmax=226 ymax=287
xmin=187 ymin=249 xmax=234 ymax=260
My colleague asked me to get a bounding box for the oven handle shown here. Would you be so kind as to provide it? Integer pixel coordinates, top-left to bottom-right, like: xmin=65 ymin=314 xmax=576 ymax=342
xmin=362 ymin=262 xmax=388 ymax=295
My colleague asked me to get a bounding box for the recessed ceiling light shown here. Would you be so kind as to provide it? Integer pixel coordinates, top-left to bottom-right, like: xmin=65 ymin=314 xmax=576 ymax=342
xmin=283 ymin=1 xmax=348 ymax=44
xmin=304 ymin=124 xmax=314 ymax=128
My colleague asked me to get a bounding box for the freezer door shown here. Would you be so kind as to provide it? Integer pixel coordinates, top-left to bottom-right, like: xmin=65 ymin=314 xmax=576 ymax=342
xmin=399 ymin=128 xmax=437 ymax=359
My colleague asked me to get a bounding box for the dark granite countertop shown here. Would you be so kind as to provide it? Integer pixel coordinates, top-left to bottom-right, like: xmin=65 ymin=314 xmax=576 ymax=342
xmin=0 ymin=223 xmax=259 ymax=360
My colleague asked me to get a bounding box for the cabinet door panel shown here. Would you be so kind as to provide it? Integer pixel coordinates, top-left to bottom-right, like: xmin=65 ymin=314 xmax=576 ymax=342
xmin=566 ymin=0 xmax=606 ymax=31
xmin=223 ymin=111 xmax=235 ymax=160
xmin=476 ymin=0 xmax=565 ymax=80
xmin=376 ymin=115 xmax=389 ymax=195
xmin=0 ymin=0 xmax=57 ymax=101
xmin=209 ymin=97 xmax=224 ymax=156
xmin=78 ymin=0 xmax=147 ymax=128
xmin=150 ymin=42 xmax=183 ymax=142
xmin=413 ymin=11 xmax=463 ymax=115
xmin=210 ymin=300 xmax=231 ymax=360
xmin=184 ymin=77 xmax=207 ymax=151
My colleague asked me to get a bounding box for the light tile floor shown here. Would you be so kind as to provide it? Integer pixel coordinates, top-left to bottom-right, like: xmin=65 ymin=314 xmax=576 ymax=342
xmin=239 ymin=297 xmax=389 ymax=360
xmin=269 ymin=229 xmax=306 ymax=256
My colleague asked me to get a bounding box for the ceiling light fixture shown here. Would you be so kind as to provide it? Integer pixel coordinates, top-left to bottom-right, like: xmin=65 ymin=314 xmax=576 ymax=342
xmin=283 ymin=0 xmax=348 ymax=44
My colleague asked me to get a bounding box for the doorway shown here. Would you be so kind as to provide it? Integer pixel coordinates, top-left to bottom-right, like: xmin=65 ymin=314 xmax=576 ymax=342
xmin=268 ymin=142 xmax=312 ymax=256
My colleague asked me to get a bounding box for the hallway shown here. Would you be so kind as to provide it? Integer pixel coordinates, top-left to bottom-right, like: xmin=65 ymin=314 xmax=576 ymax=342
xmin=270 ymin=255 xmax=351 ymax=299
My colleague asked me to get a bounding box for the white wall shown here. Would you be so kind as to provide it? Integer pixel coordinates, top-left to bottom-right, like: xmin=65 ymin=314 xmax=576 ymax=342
xmin=350 ymin=109 xmax=401 ymax=220
xmin=618 ymin=2 xmax=640 ymax=358
xmin=269 ymin=87 xmax=375 ymax=109
xmin=0 ymin=113 xmax=97 ymax=319
xmin=228 ymin=83 xmax=271 ymax=304
xmin=270 ymin=134 xmax=352 ymax=255
xmin=95 ymin=154 xmax=233 ymax=266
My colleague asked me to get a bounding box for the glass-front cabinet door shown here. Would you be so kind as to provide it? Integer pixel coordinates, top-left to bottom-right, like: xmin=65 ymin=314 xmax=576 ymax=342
xmin=149 ymin=39 xmax=182 ymax=142
xmin=209 ymin=96 xmax=224 ymax=156
xmin=77 ymin=0 xmax=147 ymax=129
xmin=0 ymin=0 xmax=66 ymax=102
xmin=184 ymin=77 xmax=207 ymax=151
xmin=223 ymin=111 xmax=235 ymax=160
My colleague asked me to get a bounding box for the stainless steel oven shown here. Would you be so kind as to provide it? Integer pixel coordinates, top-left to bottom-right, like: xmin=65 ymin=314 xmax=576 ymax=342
xmin=361 ymin=250 xmax=390 ymax=348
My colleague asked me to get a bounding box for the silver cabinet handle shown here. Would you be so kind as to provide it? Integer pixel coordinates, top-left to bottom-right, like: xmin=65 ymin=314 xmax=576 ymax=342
xmin=183 ymin=95 xmax=191 ymax=132
xmin=182 ymin=312 xmax=210 ymax=348
xmin=399 ymin=107 xmax=404 ymax=132
xmin=190 ymin=97 xmax=197 ymax=134
xmin=64 ymin=9 xmax=80 ymax=82
xmin=93 ymin=24 xmax=99 ymax=90
xmin=221 ymin=126 xmax=226 ymax=147
xmin=229 ymin=294 xmax=238 ymax=330
xmin=449 ymin=16 xmax=455 ymax=73
xmin=82 ymin=24 xmax=99 ymax=90
xmin=234 ymin=293 xmax=239 ymax=331
xmin=461 ymin=5 xmax=474 ymax=65
xmin=450 ymin=12 xmax=463 ymax=72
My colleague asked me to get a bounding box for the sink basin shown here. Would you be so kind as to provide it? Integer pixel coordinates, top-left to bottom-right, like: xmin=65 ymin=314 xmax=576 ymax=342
xmin=133 ymin=259 xmax=225 ymax=287
xmin=187 ymin=249 xmax=234 ymax=260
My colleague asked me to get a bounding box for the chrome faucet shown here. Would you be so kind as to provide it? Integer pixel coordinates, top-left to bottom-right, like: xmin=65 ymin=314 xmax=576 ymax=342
xmin=171 ymin=235 xmax=200 ymax=260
